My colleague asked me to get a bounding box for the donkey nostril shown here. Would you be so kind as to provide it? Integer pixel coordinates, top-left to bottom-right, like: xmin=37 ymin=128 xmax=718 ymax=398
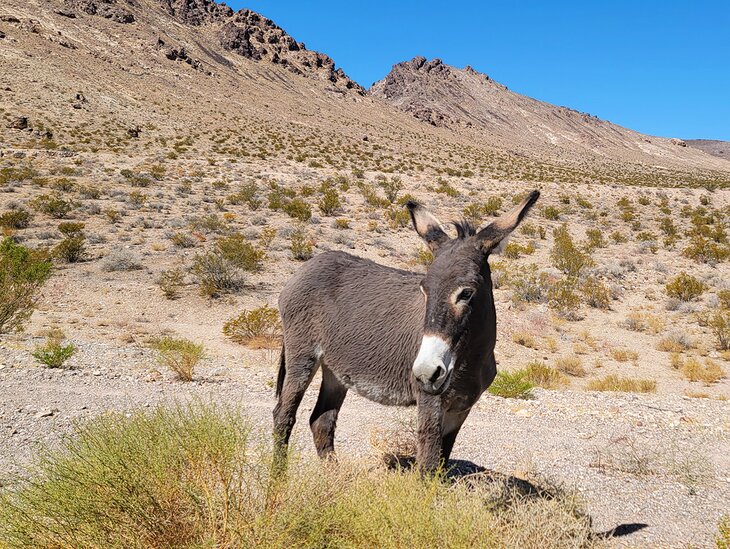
xmin=429 ymin=366 xmax=444 ymax=384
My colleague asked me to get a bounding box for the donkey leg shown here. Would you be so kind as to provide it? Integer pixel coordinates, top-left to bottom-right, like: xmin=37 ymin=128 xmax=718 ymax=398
xmin=441 ymin=408 xmax=471 ymax=462
xmin=309 ymin=365 xmax=348 ymax=459
xmin=415 ymin=391 xmax=444 ymax=473
xmin=273 ymin=352 xmax=319 ymax=463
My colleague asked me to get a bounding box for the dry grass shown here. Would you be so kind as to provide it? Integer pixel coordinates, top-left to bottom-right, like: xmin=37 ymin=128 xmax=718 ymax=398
xmin=524 ymin=361 xmax=570 ymax=389
xmin=586 ymin=375 xmax=656 ymax=393
xmin=609 ymin=348 xmax=639 ymax=364
xmin=680 ymin=357 xmax=726 ymax=385
xmin=554 ymin=356 xmax=586 ymax=377
xmin=0 ymin=403 xmax=599 ymax=548
xmin=151 ymin=336 xmax=205 ymax=381
xmin=513 ymin=331 xmax=539 ymax=349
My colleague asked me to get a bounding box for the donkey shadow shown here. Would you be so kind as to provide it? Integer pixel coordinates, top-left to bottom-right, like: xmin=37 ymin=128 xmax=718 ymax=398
xmin=383 ymin=455 xmax=648 ymax=540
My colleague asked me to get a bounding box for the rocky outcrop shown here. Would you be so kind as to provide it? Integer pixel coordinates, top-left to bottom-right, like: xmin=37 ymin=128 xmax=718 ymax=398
xmin=64 ymin=0 xmax=135 ymax=23
xmin=155 ymin=37 xmax=211 ymax=75
xmin=158 ymin=0 xmax=232 ymax=26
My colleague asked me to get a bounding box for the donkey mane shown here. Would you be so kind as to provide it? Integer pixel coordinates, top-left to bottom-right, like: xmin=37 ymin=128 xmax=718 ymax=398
xmin=452 ymin=219 xmax=477 ymax=239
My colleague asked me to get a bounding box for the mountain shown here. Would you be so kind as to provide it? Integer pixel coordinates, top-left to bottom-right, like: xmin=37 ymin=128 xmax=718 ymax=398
xmin=370 ymin=57 xmax=727 ymax=171
xmin=686 ymin=140 xmax=729 ymax=160
xmin=0 ymin=0 xmax=728 ymax=187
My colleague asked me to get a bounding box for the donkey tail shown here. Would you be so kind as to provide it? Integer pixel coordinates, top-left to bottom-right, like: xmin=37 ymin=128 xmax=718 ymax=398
xmin=275 ymin=344 xmax=286 ymax=398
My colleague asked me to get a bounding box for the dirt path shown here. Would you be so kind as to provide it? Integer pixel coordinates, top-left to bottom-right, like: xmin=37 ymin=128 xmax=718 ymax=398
xmin=1 ymin=338 xmax=729 ymax=547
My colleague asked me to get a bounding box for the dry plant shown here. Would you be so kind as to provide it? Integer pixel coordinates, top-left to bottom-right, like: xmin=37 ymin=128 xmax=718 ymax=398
xmin=151 ymin=336 xmax=205 ymax=381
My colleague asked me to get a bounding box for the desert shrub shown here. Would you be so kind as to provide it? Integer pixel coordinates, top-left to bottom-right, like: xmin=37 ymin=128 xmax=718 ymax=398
xmin=610 ymin=348 xmax=639 ymax=363
xmin=333 ymin=218 xmax=350 ymax=229
xmin=502 ymin=241 xmax=535 ymax=259
xmin=228 ymin=182 xmax=261 ymax=209
xmin=32 ymin=329 xmax=76 ymax=368
xmin=462 ymin=204 xmax=483 ymax=227
xmin=554 ymin=356 xmax=585 ymax=377
xmin=704 ymin=310 xmax=730 ymax=350
xmin=657 ymin=332 xmax=694 ymax=353
xmin=543 ymin=206 xmax=561 ymax=220
xmin=318 ymin=187 xmax=341 ymax=216
xmin=547 ymin=278 xmax=581 ymax=319
xmin=482 ymin=196 xmax=503 ymax=216
xmin=358 ymin=183 xmax=389 ymax=208
xmin=717 ymin=289 xmax=730 ymax=310
xmin=152 ymin=337 xmax=204 ymax=381
xmin=29 ymin=194 xmax=73 ymax=218
xmin=488 ymin=370 xmax=533 ymax=399
xmin=0 ymin=403 xmax=598 ymax=548
xmin=258 ymin=226 xmax=277 ymax=248
xmin=379 ymin=175 xmax=403 ymax=204
xmin=223 ymin=304 xmax=281 ymax=348
xmin=551 ymin=225 xmax=593 ymax=278
xmin=584 ymin=229 xmax=605 ymax=250
xmin=120 ymin=168 xmax=152 ymax=187
xmin=512 ymin=332 xmax=538 ymax=349
xmin=524 ymin=361 xmax=569 ymax=389
xmin=587 ymin=375 xmax=656 ymax=393
xmin=54 ymin=235 xmax=86 ymax=263
xmin=105 ymin=208 xmax=121 ymax=223
xmin=0 ymin=238 xmax=53 ymax=333
xmin=385 ymin=206 xmax=410 ymax=229
xmin=170 ymin=231 xmax=196 ymax=248
xmin=191 ymin=251 xmax=244 ymax=297
xmin=413 ymin=246 xmax=434 ymax=266
xmin=623 ymin=312 xmax=665 ymax=334
xmin=509 ymin=266 xmax=549 ymax=304
xmin=581 ymin=277 xmax=611 ymax=309
xmin=102 ymin=249 xmax=142 ymax=272
xmin=665 ymin=272 xmax=706 ymax=301
xmin=576 ymin=196 xmax=593 ymax=209
xmin=216 ymin=234 xmax=264 ymax=272
xmin=189 ymin=214 xmax=227 ymax=234
xmin=718 ymin=515 xmax=730 ymax=549
xmin=680 ymin=357 xmax=725 ymax=384
xmin=683 ymin=236 xmax=730 ymax=263
xmin=0 ymin=209 xmax=31 ymax=229
xmin=157 ymin=268 xmax=184 ymax=299
xmin=290 ymin=228 xmax=314 ymax=261
xmin=609 ymin=231 xmax=627 ymax=244
xmin=283 ymin=198 xmax=312 ymax=222
xmin=432 ymin=178 xmax=459 ymax=197
xmin=78 ymin=185 xmax=102 ymax=199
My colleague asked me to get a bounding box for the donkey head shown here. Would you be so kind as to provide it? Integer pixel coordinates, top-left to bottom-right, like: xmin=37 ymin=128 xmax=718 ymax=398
xmin=406 ymin=190 xmax=540 ymax=394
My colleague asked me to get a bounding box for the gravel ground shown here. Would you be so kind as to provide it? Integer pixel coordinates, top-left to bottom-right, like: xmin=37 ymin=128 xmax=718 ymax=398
xmin=1 ymin=337 xmax=729 ymax=548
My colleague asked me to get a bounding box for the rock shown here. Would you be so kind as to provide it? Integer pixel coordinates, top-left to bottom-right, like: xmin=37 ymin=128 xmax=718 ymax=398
xmin=670 ymin=138 xmax=687 ymax=147
xmin=55 ymin=9 xmax=76 ymax=18
xmin=9 ymin=116 xmax=28 ymax=129
xmin=35 ymin=408 xmax=59 ymax=418
xmin=127 ymin=125 xmax=141 ymax=138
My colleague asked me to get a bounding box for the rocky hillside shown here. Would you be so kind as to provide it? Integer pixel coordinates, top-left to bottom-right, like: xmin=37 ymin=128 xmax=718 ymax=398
xmin=370 ymin=57 xmax=725 ymax=172
xmin=1 ymin=1 xmax=729 ymax=186
xmin=686 ymin=139 xmax=730 ymax=160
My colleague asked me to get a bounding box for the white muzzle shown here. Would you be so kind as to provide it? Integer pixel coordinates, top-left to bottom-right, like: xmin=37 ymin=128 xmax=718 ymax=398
xmin=412 ymin=335 xmax=455 ymax=394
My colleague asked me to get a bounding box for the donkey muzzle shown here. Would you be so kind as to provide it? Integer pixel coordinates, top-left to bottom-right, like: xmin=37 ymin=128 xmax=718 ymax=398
xmin=413 ymin=335 xmax=454 ymax=395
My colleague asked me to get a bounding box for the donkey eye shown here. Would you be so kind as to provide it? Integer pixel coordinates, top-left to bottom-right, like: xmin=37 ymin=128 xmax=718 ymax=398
xmin=456 ymin=288 xmax=474 ymax=303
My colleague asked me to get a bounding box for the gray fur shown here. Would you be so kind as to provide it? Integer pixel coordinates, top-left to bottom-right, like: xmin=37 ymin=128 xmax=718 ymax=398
xmin=273 ymin=190 xmax=540 ymax=470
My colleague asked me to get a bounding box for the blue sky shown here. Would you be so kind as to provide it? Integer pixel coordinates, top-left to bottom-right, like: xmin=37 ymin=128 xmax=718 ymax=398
xmin=228 ymin=1 xmax=730 ymax=140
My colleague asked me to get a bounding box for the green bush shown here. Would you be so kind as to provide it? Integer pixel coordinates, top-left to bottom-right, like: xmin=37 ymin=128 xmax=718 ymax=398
xmin=718 ymin=515 xmax=730 ymax=549
xmin=548 ymin=278 xmax=581 ymax=319
xmin=543 ymin=206 xmax=561 ymax=220
xmin=379 ymin=175 xmax=403 ymax=204
xmin=223 ymin=304 xmax=281 ymax=348
xmin=283 ymin=198 xmax=312 ymax=222
xmin=157 ymin=268 xmax=184 ymax=299
xmin=318 ymin=187 xmax=341 ymax=216
xmin=151 ymin=337 xmax=204 ymax=381
xmin=216 ymin=234 xmax=265 ymax=272
xmin=32 ymin=329 xmax=76 ymax=368
xmin=29 ymin=194 xmax=73 ymax=218
xmin=0 ymin=209 xmax=31 ymax=229
xmin=0 ymin=238 xmax=52 ymax=333
xmin=228 ymin=182 xmax=261 ymax=209
xmin=665 ymin=272 xmax=706 ymax=301
xmin=551 ymin=225 xmax=593 ymax=278
xmin=581 ymin=277 xmax=611 ymax=310
xmin=290 ymin=228 xmax=314 ymax=261
xmin=0 ymin=403 xmax=597 ymax=548
xmin=524 ymin=361 xmax=569 ymax=389
xmin=191 ymin=251 xmax=244 ymax=297
xmin=584 ymin=229 xmax=605 ymax=250
xmin=488 ymin=370 xmax=534 ymax=399
xmin=54 ymin=236 xmax=86 ymax=263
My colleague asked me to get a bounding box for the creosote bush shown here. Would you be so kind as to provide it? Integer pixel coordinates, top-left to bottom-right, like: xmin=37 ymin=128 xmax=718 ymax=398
xmin=0 ymin=238 xmax=53 ymax=333
xmin=290 ymin=228 xmax=314 ymax=261
xmin=157 ymin=267 xmax=184 ymax=299
xmin=32 ymin=328 xmax=76 ymax=368
xmin=0 ymin=209 xmax=31 ymax=230
xmin=524 ymin=361 xmax=569 ymax=389
xmin=151 ymin=337 xmax=204 ymax=381
xmin=216 ymin=234 xmax=265 ymax=272
xmin=0 ymin=403 xmax=598 ymax=548
xmin=665 ymin=272 xmax=706 ymax=302
xmin=223 ymin=304 xmax=281 ymax=348
xmin=191 ymin=251 xmax=244 ymax=297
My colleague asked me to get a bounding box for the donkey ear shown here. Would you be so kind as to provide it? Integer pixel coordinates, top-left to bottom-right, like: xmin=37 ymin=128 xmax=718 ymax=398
xmin=477 ymin=190 xmax=540 ymax=253
xmin=406 ymin=201 xmax=450 ymax=252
